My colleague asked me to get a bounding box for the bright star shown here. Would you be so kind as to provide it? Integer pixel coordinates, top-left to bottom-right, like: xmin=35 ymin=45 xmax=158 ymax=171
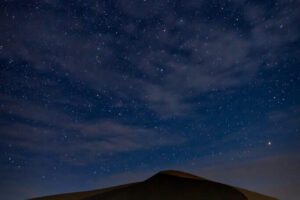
xmin=267 ymin=141 xmax=272 ymax=146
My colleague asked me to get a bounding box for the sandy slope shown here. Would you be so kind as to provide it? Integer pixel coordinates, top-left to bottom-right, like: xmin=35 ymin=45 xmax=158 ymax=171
xmin=29 ymin=170 xmax=278 ymax=200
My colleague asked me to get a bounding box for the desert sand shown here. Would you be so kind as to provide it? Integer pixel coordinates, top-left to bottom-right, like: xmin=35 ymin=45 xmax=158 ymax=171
xmin=29 ymin=170 xmax=278 ymax=200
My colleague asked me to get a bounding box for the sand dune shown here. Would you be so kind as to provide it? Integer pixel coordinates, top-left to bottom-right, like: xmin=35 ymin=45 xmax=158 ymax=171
xmin=29 ymin=170 xmax=278 ymax=200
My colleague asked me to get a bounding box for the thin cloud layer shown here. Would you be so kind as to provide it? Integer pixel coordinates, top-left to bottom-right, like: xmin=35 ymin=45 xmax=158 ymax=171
xmin=1 ymin=0 xmax=298 ymax=118
xmin=0 ymin=1 xmax=299 ymax=200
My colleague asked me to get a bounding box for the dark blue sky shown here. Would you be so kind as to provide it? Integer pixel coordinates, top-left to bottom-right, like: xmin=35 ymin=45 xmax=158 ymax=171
xmin=0 ymin=0 xmax=299 ymax=200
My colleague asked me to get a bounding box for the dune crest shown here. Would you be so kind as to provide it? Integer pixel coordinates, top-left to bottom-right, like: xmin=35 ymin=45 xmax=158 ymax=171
xmin=30 ymin=170 xmax=278 ymax=200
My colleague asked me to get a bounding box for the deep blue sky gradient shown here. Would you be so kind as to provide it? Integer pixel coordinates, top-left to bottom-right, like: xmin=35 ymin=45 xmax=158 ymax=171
xmin=0 ymin=0 xmax=299 ymax=200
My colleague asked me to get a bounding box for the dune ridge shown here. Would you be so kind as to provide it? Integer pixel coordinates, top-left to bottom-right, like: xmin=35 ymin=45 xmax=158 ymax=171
xmin=29 ymin=170 xmax=278 ymax=200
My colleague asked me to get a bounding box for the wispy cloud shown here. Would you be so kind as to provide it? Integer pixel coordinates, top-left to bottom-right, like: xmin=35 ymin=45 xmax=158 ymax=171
xmin=1 ymin=1 xmax=298 ymax=119
xmin=0 ymin=97 xmax=185 ymax=166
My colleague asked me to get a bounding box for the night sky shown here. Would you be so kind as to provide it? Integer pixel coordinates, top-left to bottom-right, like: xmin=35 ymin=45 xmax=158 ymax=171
xmin=0 ymin=0 xmax=299 ymax=200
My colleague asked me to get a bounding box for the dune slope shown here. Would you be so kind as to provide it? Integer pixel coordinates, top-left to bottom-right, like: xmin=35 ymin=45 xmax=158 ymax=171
xmin=29 ymin=170 xmax=278 ymax=200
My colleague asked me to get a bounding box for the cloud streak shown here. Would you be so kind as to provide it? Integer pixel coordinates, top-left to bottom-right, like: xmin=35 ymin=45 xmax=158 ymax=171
xmin=0 ymin=97 xmax=184 ymax=165
xmin=1 ymin=1 xmax=298 ymax=118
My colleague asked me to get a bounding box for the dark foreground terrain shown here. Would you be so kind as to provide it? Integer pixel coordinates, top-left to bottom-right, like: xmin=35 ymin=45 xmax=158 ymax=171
xmin=30 ymin=170 xmax=278 ymax=200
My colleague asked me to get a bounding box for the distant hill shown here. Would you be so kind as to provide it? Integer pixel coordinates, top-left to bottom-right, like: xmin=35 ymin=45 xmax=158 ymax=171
xmin=29 ymin=170 xmax=278 ymax=200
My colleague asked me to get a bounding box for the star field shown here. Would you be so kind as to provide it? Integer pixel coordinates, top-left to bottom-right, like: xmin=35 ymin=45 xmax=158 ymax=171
xmin=0 ymin=1 xmax=299 ymax=200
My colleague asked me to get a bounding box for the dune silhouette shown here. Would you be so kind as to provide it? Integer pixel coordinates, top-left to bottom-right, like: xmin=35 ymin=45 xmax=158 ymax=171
xmin=29 ymin=170 xmax=278 ymax=200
